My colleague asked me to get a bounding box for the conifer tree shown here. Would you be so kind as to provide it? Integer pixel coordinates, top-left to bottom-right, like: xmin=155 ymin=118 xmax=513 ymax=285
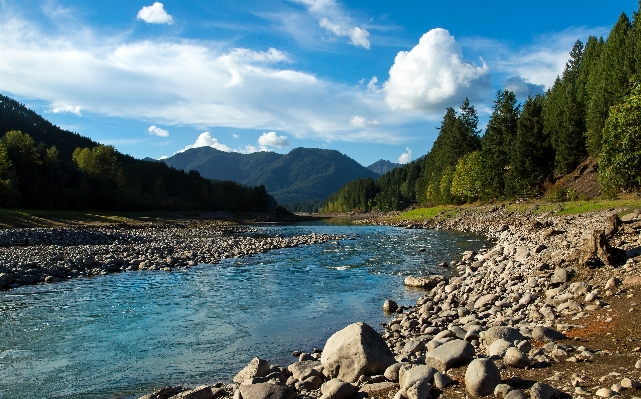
xmin=480 ymin=90 xmax=520 ymax=199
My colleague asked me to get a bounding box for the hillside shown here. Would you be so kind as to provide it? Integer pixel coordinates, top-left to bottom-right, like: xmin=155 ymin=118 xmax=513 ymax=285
xmin=163 ymin=147 xmax=378 ymax=205
xmin=0 ymin=95 xmax=275 ymax=212
xmin=367 ymin=159 xmax=401 ymax=175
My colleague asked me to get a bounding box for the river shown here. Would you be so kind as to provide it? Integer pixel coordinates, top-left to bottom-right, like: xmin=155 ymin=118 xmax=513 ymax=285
xmin=0 ymin=221 xmax=488 ymax=399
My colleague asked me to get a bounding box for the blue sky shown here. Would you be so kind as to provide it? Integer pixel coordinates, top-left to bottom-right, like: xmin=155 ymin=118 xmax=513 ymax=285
xmin=0 ymin=1 xmax=637 ymax=166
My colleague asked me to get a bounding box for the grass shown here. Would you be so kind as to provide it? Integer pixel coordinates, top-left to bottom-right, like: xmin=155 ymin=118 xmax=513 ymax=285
xmin=392 ymin=197 xmax=641 ymax=223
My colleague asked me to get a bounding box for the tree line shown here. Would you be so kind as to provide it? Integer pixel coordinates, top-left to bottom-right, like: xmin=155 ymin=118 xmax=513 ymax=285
xmin=0 ymin=96 xmax=275 ymax=212
xmin=325 ymin=4 xmax=641 ymax=212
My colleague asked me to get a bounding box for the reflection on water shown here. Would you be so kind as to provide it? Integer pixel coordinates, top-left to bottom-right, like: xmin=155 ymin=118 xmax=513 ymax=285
xmin=0 ymin=222 xmax=487 ymax=399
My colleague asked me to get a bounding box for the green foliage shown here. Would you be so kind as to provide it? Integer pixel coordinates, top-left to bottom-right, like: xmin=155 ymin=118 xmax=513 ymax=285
xmin=72 ymin=145 xmax=123 ymax=182
xmin=480 ymin=90 xmax=520 ymax=199
xmin=598 ymin=79 xmax=641 ymax=197
xmin=450 ymin=151 xmax=483 ymax=203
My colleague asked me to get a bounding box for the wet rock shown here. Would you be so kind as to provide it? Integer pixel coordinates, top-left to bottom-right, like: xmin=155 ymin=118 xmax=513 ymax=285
xmin=321 ymin=322 xmax=396 ymax=383
xmin=465 ymin=358 xmax=501 ymax=397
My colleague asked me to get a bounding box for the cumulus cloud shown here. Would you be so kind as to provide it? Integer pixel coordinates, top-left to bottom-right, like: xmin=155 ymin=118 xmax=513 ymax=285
xmin=147 ymin=125 xmax=169 ymax=137
xmin=137 ymin=2 xmax=174 ymax=25
xmin=384 ymin=28 xmax=490 ymax=112
xmin=50 ymin=102 xmax=82 ymax=116
xmin=258 ymin=131 xmax=290 ymax=148
xmin=292 ymin=0 xmax=370 ymax=49
xmin=179 ymin=132 xmax=233 ymax=152
xmin=398 ymin=147 xmax=412 ymax=164
xmin=504 ymin=76 xmax=545 ymax=98
xmin=349 ymin=115 xmax=379 ymax=128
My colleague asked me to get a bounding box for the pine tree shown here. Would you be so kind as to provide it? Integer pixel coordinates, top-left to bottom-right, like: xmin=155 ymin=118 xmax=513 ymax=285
xmin=506 ymin=95 xmax=553 ymax=197
xmin=480 ymin=90 xmax=520 ymax=199
xmin=586 ymin=13 xmax=633 ymax=155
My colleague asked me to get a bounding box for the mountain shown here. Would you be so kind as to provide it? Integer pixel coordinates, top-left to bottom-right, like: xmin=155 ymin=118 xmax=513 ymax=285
xmin=163 ymin=147 xmax=379 ymax=204
xmin=367 ymin=159 xmax=402 ymax=175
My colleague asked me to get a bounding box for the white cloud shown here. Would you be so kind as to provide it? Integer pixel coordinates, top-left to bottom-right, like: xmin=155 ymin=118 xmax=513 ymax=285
xmin=147 ymin=125 xmax=169 ymax=137
xmin=258 ymin=131 xmax=290 ymax=148
xmin=50 ymin=102 xmax=82 ymax=116
xmin=159 ymin=155 xmax=168 ymax=160
xmin=232 ymin=133 xmax=239 ymax=138
xmin=179 ymin=132 xmax=233 ymax=152
xmin=292 ymin=0 xmax=370 ymax=49
xmin=504 ymin=76 xmax=545 ymax=98
xmin=0 ymin=14 xmax=423 ymax=145
xmin=349 ymin=115 xmax=379 ymax=128
xmin=137 ymin=2 xmax=174 ymax=25
xmin=397 ymin=147 xmax=412 ymax=164
xmin=384 ymin=28 xmax=490 ymax=112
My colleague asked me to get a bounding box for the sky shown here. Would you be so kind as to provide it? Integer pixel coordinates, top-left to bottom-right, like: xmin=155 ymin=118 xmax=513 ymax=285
xmin=0 ymin=0 xmax=638 ymax=167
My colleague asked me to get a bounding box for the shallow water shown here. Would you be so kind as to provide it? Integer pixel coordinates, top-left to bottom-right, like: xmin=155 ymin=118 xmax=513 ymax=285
xmin=0 ymin=222 xmax=487 ymax=399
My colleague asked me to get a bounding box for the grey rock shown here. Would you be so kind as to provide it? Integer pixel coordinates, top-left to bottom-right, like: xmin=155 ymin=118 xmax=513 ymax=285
xmin=424 ymin=339 xmax=475 ymax=372
xmin=287 ymin=360 xmax=321 ymax=380
xmin=169 ymin=386 xmax=221 ymax=399
xmin=295 ymin=376 xmax=323 ymax=391
xmin=404 ymin=275 xmax=444 ymax=288
xmin=481 ymin=326 xmax=525 ymax=347
xmin=488 ymin=339 xmax=513 ymax=358
xmin=433 ymin=372 xmax=455 ymax=389
xmin=474 ymin=294 xmax=499 ymax=309
xmin=503 ymin=347 xmax=530 ymax=368
xmin=233 ymin=358 xmax=271 ymax=384
xmin=531 ymin=326 xmax=566 ymax=342
xmin=321 ymin=322 xmax=396 ymax=383
xmin=550 ymin=268 xmax=569 ymax=285
xmin=384 ymin=300 xmax=399 ymax=312
xmin=239 ymin=383 xmax=297 ymax=399
xmin=384 ymin=362 xmax=410 ymax=383
xmin=505 ymin=389 xmax=527 ymax=399
xmin=320 ymin=379 xmax=355 ymax=399
xmin=465 ymin=358 xmax=501 ymax=397
xmin=494 ymin=383 xmax=514 ymax=398
xmin=529 ymin=382 xmax=556 ymax=399
xmin=595 ymin=387 xmax=617 ymax=398
xmin=400 ymin=365 xmax=435 ymax=399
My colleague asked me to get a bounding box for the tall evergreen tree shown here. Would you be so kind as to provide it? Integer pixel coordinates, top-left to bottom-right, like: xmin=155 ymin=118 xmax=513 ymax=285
xmin=506 ymin=95 xmax=553 ymax=197
xmin=480 ymin=90 xmax=520 ymax=199
xmin=586 ymin=13 xmax=633 ymax=155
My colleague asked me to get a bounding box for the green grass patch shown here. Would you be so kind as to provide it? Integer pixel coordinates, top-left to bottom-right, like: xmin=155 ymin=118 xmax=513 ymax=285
xmin=397 ymin=205 xmax=466 ymax=222
xmin=535 ymin=199 xmax=641 ymax=216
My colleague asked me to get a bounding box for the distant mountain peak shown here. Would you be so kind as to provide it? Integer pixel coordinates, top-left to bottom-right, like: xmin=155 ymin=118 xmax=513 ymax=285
xmin=367 ymin=159 xmax=402 ymax=175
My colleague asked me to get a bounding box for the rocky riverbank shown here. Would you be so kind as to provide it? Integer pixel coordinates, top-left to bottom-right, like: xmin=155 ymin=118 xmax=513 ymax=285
xmin=137 ymin=205 xmax=641 ymax=399
xmin=0 ymin=221 xmax=347 ymax=289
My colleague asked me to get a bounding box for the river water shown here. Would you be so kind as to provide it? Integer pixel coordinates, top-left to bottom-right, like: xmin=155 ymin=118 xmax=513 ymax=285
xmin=0 ymin=221 xmax=487 ymax=399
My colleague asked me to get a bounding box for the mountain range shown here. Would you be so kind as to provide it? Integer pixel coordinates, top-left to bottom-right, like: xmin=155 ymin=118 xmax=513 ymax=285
xmin=367 ymin=159 xmax=402 ymax=175
xmin=163 ymin=147 xmax=380 ymax=205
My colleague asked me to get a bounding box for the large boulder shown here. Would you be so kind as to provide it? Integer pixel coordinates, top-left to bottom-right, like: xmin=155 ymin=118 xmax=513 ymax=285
xmin=400 ymin=365 xmax=436 ymax=399
xmin=404 ymin=275 xmax=445 ymax=288
xmin=239 ymin=383 xmax=297 ymax=399
xmin=465 ymin=358 xmax=501 ymax=397
xmin=480 ymin=326 xmax=524 ymax=347
xmin=424 ymin=339 xmax=475 ymax=372
xmin=321 ymin=322 xmax=396 ymax=383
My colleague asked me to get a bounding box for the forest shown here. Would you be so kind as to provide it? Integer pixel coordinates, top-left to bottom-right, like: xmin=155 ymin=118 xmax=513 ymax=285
xmin=325 ymin=6 xmax=641 ymax=213
xmin=0 ymin=95 xmax=276 ymax=212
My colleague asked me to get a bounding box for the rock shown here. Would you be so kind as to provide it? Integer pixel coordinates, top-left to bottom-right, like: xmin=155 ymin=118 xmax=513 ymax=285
xmin=481 ymin=326 xmax=525 ymax=347
xmin=239 ymin=383 xmax=297 ymax=399
xmin=621 ymin=377 xmax=640 ymax=389
xmin=494 ymin=383 xmax=514 ymax=398
xmin=605 ymin=277 xmax=621 ymax=290
xmin=636 ymin=359 xmax=641 ymax=369
xmin=465 ymin=358 xmax=501 ymax=397
xmin=358 ymin=382 xmax=398 ymax=396
xmin=550 ymin=268 xmax=569 ymax=285
xmin=503 ymin=347 xmax=530 ymax=368
xmin=287 ymin=360 xmax=321 ymax=380
xmin=595 ymin=387 xmax=617 ymax=398
xmin=424 ymin=339 xmax=475 ymax=372
xmin=384 ymin=363 xmax=410 ymax=383
xmin=530 ymin=382 xmax=556 ymax=399
xmin=295 ymin=376 xmax=323 ymax=391
xmin=320 ymin=379 xmax=355 ymax=399
xmin=433 ymin=372 xmax=455 ymax=389
xmin=531 ymin=326 xmax=566 ymax=342
xmin=142 ymin=386 xmax=187 ymax=399
xmin=233 ymin=358 xmax=271 ymax=384
xmin=404 ymin=275 xmax=444 ymax=288
xmin=488 ymin=339 xmax=512 ymax=358
xmin=169 ymin=386 xmax=217 ymax=399
xmin=321 ymin=322 xmax=396 ymax=383
xmin=504 ymin=390 xmax=527 ymax=399
xmin=474 ymin=294 xmax=498 ymax=309
xmin=402 ymin=339 xmax=426 ymax=355
xmin=605 ymin=214 xmax=622 ymax=237
xmin=384 ymin=300 xmax=399 ymax=312
xmin=400 ymin=365 xmax=435 ymax=399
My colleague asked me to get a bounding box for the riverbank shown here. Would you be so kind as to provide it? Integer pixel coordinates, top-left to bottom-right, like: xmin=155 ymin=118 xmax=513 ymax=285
xmin=0 ymin=221 xmax=347 ymax=289
xmin=141 ymin=204 xmax=641 ymax=399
